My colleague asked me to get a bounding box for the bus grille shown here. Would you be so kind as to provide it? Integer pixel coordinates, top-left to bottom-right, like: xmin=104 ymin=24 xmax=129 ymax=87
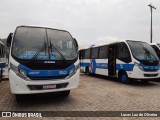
xmin=144 ymin=74 xmax=158 ymax=77
xmin=28 ymin=75 xmax=68 ymax=80
xmin=143 ymin=69 xmax=159 ymax=72
xmin=27 ymin=83 xmax=68 ymax=90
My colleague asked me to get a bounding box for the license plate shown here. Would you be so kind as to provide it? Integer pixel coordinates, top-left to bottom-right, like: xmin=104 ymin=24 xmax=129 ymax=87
xmin=43 ymin=84 xmax=56 ymax=89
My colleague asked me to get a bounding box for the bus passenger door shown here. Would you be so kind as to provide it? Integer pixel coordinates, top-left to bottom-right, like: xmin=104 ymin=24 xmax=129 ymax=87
xmin=108 ymin=45 xmax=116 ymax=76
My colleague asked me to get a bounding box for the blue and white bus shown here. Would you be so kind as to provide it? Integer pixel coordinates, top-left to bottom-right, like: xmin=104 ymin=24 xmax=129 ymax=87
xmin=150 ymin=43 xmax=160 ymax=59
xmin=0 ymin=41 xmax=6 ymax=81
xmin=7 ymin=26 xmax=79 ymax=101
xmin=79 ymin=40 xmax=160 ymax=84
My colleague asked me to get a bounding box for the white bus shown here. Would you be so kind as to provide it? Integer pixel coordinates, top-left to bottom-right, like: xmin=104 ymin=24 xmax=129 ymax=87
xmin=0 ymin=41 xmax=6 ymax=81
xmin=150 ymin=43 xmax=160 ymax=59
xmin=79 ymin=40 xmax=160 ymax=84
xmin=7 ymin=26 xmax=79 ymax=101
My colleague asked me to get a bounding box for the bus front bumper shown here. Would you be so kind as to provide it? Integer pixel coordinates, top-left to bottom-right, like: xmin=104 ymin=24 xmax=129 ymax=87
xmin=127 ymin=67 xmax=160 ymax=80
xmin=9 ymin=70 xmax=80 ymax=94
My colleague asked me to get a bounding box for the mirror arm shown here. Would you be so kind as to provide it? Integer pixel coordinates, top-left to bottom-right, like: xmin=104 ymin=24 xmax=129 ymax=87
xmin=74 ymin=38 xmax=79 ymax=51
xmin=7 ymin=33 xmax=13 ymax=47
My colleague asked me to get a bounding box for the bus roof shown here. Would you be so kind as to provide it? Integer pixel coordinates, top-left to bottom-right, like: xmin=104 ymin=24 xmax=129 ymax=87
xmin=150 ymin=43 xmax=160 ymax=45
xmin=80 ymin=39 xmax=145 ymax=50
xmin=16 ymin=25 xmax=70 ymax=33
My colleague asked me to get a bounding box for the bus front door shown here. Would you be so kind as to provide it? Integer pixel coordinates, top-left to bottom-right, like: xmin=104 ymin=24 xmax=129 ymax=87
xmin=108 ymin=45 xmax=116 ymax=76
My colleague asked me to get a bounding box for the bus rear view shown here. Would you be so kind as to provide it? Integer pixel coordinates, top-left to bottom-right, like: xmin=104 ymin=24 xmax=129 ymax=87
xmin=7 ymin=26 xmax=79 ymax=101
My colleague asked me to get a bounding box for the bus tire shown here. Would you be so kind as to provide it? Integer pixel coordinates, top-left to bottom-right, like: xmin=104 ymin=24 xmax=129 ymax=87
xmin=85 ymin=67 xmax=90 ymax=75
xmin=118 ymin=71 xmax=130 ymax=84
xmin=61 ymin=90 xmax=70 ymax=97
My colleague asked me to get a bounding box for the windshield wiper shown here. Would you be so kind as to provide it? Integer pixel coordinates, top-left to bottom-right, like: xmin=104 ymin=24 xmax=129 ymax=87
xmin=49 ymin=41 xmax=67 ymax=62
xmin=31 ymin=42 xmax=47 ymax=61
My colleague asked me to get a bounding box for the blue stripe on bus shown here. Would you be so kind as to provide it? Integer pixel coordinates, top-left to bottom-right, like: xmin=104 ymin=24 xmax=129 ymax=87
xmin=96 ymin=63 xmax=108 ymax=69
xmin=80 ymin=62 xmax=135 ymax=72
xmin=18 ymin=64 xmax=75 ymax=77
xmin=81 ymin=61 xmax=160 ymax=73
xmin=80 ymin=63 xmax=90 ymax=67
xmin=140 ymin=64 xmax=159 ymax=71
xmin=116 ymin=64 xmax=135 ymax=71
xmin=92 ymin=59 xmax=96 ymax=74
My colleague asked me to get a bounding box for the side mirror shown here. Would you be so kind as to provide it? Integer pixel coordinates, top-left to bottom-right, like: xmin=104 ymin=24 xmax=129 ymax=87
xmin=74 ymin=38 xmax=79 ymax=51
xmin=7 ymin=33 xmax=13 ymax=47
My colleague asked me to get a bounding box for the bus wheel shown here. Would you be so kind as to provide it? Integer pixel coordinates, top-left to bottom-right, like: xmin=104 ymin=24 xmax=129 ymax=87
xmin=85 ymin=67 xmax=90 ymax=75
xmin=141 ymin=80 xmax=149 ymax=84
xmin=119 ymin=72 xmax=130 ymax=84
xmin=61 ymin=90 xmax=70 ymax=97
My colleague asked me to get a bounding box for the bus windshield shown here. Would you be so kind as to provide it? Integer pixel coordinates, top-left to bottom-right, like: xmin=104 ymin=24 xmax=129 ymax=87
xmin=157 ymin=43 xmax=160 ymax=48
xmin=127 ymin=41 xmax=159 ymax=61
xmin=12 ymin=26 xmax=77 ymax=60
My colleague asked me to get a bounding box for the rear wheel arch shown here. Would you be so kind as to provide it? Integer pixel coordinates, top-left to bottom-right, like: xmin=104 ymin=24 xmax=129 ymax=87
xmin=118 ymin=69 xmax=130 ymax=84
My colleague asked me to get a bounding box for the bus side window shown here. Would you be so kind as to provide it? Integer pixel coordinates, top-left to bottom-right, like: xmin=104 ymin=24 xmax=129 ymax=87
xmin=0 ymin=44 xmax=1 ymax=58
xmin=117 ymin=43 xmax=131 ymax=63
xmin=0 ymin=44 xmax=3 ymax=58
xmin=79 ymin=50 xmax=85 ymax=59
xmin=0 ymin=44 xmax=5 ymax=58
xmin=2 ymin=46 xmax=4 ymax=57
xmin=84 ymin=49 xmax=91 ymax=59
xmin=91 ymin=47 xmax=99 ymax=59
xmin=98 ymin=46 xmax=108 ymax=59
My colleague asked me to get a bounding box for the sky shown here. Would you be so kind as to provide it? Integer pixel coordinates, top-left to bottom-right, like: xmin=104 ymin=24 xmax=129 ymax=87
xmin=0 ymin=0 xmax=160 ymax=48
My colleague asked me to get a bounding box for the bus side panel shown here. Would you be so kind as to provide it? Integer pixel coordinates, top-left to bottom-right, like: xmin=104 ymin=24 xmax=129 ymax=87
xmin=80 ymin=59 xmax=91 ymax=73
xmin=80 ymin=58 xmax=109 ymax=76
xmin=94 ymin=59 xmax=109 ymax=76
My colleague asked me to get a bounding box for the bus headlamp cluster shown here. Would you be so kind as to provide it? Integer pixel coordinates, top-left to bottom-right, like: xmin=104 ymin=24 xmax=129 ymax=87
xmin=68 ymin=64 xmax=80 ymax=78
xmin=134 ymin=62 xmax=144 ymax=71
xmin=18 ymin=68 xmax=27 ymax=79
xmin=10 ymin=63 xmax=27 ymax=79
xmin=154 ymin=65 xmax=160 ymax=71
xmin=10 ymin=63 xmax=18 ymax=73
xmin=135 ymin=62 xmax=160 ymax=72
xmin=156 ymin=68 xmax=159 ymax=72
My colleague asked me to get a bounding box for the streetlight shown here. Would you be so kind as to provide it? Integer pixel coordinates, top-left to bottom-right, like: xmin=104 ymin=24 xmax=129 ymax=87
xmin=148 ymin=4 xmax=156 ymax=43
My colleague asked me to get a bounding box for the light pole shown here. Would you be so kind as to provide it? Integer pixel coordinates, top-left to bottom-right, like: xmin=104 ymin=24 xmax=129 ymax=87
xmin=148 ymin=4 xmax=156 ymax=43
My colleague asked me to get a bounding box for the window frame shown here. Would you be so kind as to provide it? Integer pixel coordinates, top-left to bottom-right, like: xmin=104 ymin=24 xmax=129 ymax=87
xmin=84 ymin=48 xmax=91 ymax=59
xmin=91 ymin=47 xmax=99 ymax=59
xmin=98 ymin=45 xmax=108 ymax=59
xmin=117 ymin=42 xmax=131 ymax=63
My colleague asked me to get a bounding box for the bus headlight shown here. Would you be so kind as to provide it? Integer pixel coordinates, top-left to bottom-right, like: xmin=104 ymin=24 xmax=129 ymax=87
xmin=18 ymin=68 xmax=27 ymax=78
xmin=16 ymin=68 xmax=27 ymax=80
xmin=155 ymin=66 xmax=160 ymax=71
xmin=10 ymin=63 xmax=27 ymax=79
xmin=10 ymin=63 xmax=18 ymax=73
xmin=68 ymin=64 xmax=80 ymax=78
xmin=135 ymin=62 xmax=144 ymax=71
